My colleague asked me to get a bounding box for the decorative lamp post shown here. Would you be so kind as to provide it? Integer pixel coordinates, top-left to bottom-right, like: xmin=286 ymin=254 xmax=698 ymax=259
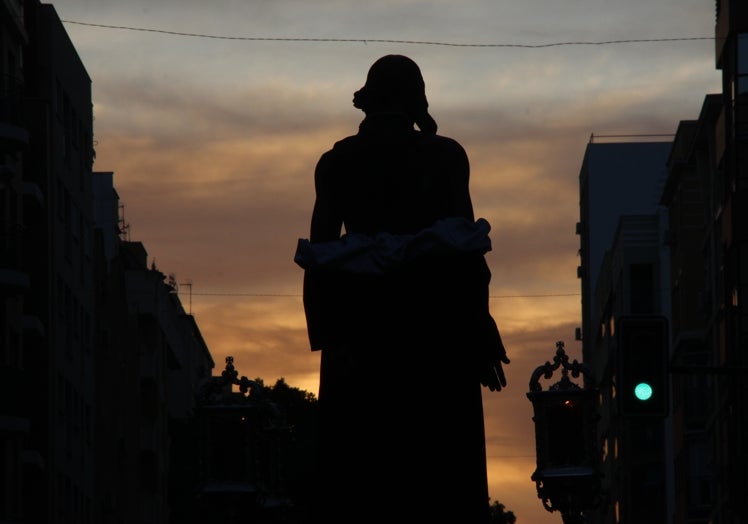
xmin=527 ymin=341 xmax=601 ymax=524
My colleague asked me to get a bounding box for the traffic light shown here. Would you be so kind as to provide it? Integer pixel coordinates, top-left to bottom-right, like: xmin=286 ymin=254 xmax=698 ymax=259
xmin=617 ymin=316 xmax=669 ymax=417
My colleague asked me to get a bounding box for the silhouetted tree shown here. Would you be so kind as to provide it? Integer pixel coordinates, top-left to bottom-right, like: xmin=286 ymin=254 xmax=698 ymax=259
xmin=489 ymin=498 xmax=517 ymax=524
xmin=260 ymin=377 xmax=318 ymax=406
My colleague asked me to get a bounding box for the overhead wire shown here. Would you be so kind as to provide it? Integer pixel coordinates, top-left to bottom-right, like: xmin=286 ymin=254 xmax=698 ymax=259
xmin=61 ymin=18 xmax=645 ymax=302
xmin=61 ymin=20 xmax=713 ymax=48
xmin=180 ymin=292 xmax=581 ymax=298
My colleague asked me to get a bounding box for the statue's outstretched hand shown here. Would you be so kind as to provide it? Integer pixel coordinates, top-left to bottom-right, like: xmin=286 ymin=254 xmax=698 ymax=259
xmin=481 ymin=352 xmax=510 ymax=392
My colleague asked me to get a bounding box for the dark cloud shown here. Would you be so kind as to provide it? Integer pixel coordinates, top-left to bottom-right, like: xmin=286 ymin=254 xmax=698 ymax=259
xmin=94 ymin=76 xmax=352 ymax=143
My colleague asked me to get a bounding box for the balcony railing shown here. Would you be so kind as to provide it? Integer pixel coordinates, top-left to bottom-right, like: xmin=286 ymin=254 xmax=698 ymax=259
xmin=0 ymin=73 xmax=24 ymax=126
xmin=0 ymin=73 xmax=29 ymax=152
xmin=0 ymin=223 xmax=24 ymax=270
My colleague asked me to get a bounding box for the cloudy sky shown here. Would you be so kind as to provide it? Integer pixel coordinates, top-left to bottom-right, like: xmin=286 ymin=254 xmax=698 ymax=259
xmin=53 ymin=0 xmax=720 ymax=520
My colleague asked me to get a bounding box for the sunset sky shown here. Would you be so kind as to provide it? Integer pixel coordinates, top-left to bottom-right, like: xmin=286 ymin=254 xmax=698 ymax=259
xmin=52 ymin=0 xmax=721 ymax=520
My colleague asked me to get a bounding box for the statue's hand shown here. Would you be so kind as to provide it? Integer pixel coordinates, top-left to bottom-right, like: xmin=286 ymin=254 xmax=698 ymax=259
xmin=481 ymin=352 xmax=510 ymax=392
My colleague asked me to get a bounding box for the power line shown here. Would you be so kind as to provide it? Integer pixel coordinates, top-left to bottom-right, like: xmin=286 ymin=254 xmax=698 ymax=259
xmin=486 ymin=453 xmax=536 ymax=458
xmin=490 ymin=293 xmax=580 ymax=298
xmin=61 ymin=20 xmax=713 ymax=48
xmin=184 ymin=292 xmax=580 ymax=298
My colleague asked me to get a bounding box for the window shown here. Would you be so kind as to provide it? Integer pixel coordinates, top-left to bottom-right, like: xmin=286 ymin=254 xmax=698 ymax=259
xmin=56 ymin=79 xmax=64 ymax=120
xmin=629 ymin=263 xmax=654 ymax=314
xmin=140 ymin=377 xmax=159 ymax=423
xmin=688 ymin=438 xmax=712 ymax=507
xmin=736 ymin=33 xmax=748 ymax=138
xmin=737 ymin=33 xmax=748 ymax=93
xmin=138 ymin=450 xmax=158 ymax=492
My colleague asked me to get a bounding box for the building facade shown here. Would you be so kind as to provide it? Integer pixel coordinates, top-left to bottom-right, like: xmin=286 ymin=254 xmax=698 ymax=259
xmin=1 ymin=3 xmax=217 ymax=523
xmin=577 ymin=138 xmax=672 ymax=524
xmin=0 ymin=1 xmax=31 ymax=523
xmin=22 ymin=2 xmax=97 ymax=521
xmin=706 ymin=1 xmax=748 ymax=521
xmin=578 ymin=2 xmax=748 ymax=522
xmin=660 ymin=1 xmax=748 ymax=521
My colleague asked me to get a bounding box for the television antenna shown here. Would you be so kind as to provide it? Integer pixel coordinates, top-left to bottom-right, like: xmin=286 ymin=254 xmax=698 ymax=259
xmin=180 ymin=279 xmax=193 ymax=314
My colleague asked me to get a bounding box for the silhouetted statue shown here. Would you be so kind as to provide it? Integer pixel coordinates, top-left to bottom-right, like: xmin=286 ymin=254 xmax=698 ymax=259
xmin=295 ymin=54 xmax=510 ymax=523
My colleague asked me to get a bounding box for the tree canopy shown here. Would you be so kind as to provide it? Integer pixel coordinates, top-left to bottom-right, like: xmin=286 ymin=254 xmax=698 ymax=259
xmin=489 ymin=498 xmax=517 ymax=524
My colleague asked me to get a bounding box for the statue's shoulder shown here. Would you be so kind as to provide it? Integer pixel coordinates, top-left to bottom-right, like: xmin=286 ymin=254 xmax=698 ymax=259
xmin=330 ymin=135 xmax=361 ymax=153
xmin=420 ymin=132 xmax=464 ymax=149
xmin=415 ymin=133 xmax=468 ymax=163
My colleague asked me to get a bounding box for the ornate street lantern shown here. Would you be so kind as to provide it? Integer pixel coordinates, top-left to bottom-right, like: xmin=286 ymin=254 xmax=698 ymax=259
xmin=527 ymin=341 xmax=601 ymax=524
xmin=193 ymin=357 xmax=292 ymax=523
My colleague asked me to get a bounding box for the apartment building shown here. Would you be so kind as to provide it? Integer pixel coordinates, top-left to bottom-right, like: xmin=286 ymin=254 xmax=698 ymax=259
xmin=577 ymin=138 xmax=672 ymax=524
xmin=0 ymin=1 xmax=31 ymax=522
xmin=1 ymin=3 xmax=216 ymax=522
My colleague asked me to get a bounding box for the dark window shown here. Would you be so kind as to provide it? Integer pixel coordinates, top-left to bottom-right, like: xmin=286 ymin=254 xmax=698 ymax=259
xmin=630 ymin=263 xmax=654 ymax=314
xmin=737 ymin=33 xmax=748 ymax=79
xmin=138 ymin=450 xmax=157 ymax=492
xmin=736 ymin=33 xmax=748 ymax=138
xmin=140 ymin=378 xmax=158 ymax=423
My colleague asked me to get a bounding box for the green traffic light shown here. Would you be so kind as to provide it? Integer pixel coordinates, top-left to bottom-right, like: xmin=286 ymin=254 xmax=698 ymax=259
xmin=634 ymin=382 xmax=653 ymax=401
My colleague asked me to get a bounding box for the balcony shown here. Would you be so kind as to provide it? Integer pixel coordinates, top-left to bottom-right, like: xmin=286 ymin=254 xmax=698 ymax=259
xmin=0 ymin=74 xmax=29 ymax=154
xmin=0 ymin=225 xmax=29 ymax=290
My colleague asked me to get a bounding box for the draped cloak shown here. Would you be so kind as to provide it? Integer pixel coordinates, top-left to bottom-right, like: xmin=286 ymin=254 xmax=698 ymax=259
xmin=296 ymin=114 xmax=504 ymax=523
